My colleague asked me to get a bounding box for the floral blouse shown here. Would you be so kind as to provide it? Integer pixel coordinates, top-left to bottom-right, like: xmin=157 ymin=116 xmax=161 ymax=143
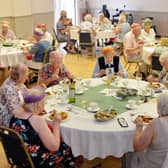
xmin=159 ymin=68 xmax=168 ymax=83
xmin=0 ymin=78 xmax=26 ymax=127
xmin=10 ymin=116 xmax=77 ymax=168
xmin=38 ymin=63 xmax=71 ymax=87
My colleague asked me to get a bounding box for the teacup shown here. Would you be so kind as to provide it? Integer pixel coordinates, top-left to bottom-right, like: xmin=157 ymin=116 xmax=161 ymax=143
xmin=128 ymin=100 xmax=136 ymax=108
xmin=88 ymin=102 xmax=99 ymax=110
xmin=84 ymin=79 xmax=91 ymax=86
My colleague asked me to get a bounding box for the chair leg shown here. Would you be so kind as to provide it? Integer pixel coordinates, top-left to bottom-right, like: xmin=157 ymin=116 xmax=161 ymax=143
xmin=121 ymin=154 xmax=126 ymax=168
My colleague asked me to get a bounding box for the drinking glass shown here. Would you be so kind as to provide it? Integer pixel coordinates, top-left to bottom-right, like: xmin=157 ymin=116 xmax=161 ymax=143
xmin=80 ymin=100 xmax=88 ymax=109
xmin=135 ymin=72 xmax=142 ymax=81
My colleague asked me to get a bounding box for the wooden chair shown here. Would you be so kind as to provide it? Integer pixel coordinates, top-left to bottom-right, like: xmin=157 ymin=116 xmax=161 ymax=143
xmin=79 ymin=32 xmax=95 ymax=56
xmin=151 ymin=54 xmax=162 ymax=72
xmin=0 ymin=126 xmax=35 ymax=168
xmin=123 ymin=53 xmax=142 ymax=73
xmin=27 ymin=47 xmax=51 ymax=85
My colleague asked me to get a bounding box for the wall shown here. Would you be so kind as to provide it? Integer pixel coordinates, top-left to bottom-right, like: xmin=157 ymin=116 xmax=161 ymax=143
xmin=0 ymin=0 xmax=12 ymax=17
xmin=0 ymin=0 xmax=54 ymax=39
xmin=87 ymin=0 xmax=168 ymax=12
xmin=1 ymin=0 xmax=168 ymax=36
xmin=86 ymin=0 xmax=168 ymax=36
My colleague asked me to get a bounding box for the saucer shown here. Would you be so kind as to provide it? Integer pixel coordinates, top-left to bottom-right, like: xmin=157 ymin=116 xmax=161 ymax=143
xmin=87 ymin=107 xmax=100 ymax=113
xmin=75 ymin=90 xmax=84 ymax=95
xmin=126 ymin=104 xmax=137 ymax=110
xmin=57 ymin=99 xmax=69 ymax=105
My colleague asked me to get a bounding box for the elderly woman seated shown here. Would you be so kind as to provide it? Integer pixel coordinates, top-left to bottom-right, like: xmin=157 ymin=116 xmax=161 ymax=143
xmin=96 ymin=11 xmax=111 ymax=25
xmin=140 ymin=18 xmax=156 ymax=44
xmin=0 ymin=63 xmax=28 ymax=126
xmin=38 ymin=51 xmax=73 ymax=87
xmin=147 ymin=51 xmax=168 ymax=87
xmin=27 ymin=28 xmax=51 ymax=63
xmin=80 ymin=14 xmax=95 ymax=34
xmin=36 ymin=23 xmax=53 ymax=45
xmin=0 ymin=21 xmax=16 ymax=41
xmin=115 ymin=13 xmax=130 ymax=41
xmin=56 ymin=10 xmax=76 ymax=54
xmin=92 ymin=46 xmax=127 ymax=78
xmin=9 ymin=86 xmax=83 ymax=167
xmin=132 ymin=93 xmax=168 ymax=168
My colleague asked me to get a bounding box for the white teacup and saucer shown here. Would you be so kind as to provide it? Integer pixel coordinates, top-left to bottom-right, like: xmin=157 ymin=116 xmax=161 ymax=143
xmin=126 ymin=100 xmax=137 ymax=110
xmin=87 ymin=102 xmax=100 ymax=112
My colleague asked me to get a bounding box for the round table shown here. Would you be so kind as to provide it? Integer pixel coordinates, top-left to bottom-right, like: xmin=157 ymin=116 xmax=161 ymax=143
xmin=0 ymin=47 xmax=25 ymax=67
xmin=45 ymin=78 xmax=159 ymax=159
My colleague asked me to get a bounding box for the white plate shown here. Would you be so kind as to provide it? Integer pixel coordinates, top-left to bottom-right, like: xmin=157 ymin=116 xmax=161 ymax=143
xmin=113 ymin=95 xmax=124 ymax=100
xmin=125 ymin=104 xmax=137 ymax=110
xmin=138 ymin=91 xmax=151 ymax=97
xmin=131 ymin=114 xmax=155 ymax=125
xmin=75 ymin=90 xmax=84 ymax=95
xmin=102 ymin=76 xmax=119 ymax=82
xmin=102 ymin=76 xmax=107 ymax=81
xmin=45 ymin=112 xmax=70 ymax=123
xmin=87 ymin=107 xmax=100 ymax=113
xmin=57 ymin=99 xmax=69 ymax=105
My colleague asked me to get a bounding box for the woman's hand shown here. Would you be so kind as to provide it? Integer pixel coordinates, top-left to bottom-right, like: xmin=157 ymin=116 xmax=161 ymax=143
xmin=99 ymin=69 xmax=106 ymax=77
xmin=53 ymin=114 xmax=62 ymax=126
xmin=134 ymin=116 xmax=143 ymax=127
xmin=51 ymin=74 xmax=60 ymax=82
xmin=146 ymin=74 xmax=159 ymax=82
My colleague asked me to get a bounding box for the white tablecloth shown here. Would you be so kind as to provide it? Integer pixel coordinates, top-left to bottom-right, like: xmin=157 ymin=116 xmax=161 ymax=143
xmin=0 ymin=48 xmax=25 ymax=67
xmin=45 ymin=78 xmax=159 ymax=159
xmin=142 ymin=46 xmax=156 ymax=64
xmin=70 ymin=29 xmax=115 ymax=41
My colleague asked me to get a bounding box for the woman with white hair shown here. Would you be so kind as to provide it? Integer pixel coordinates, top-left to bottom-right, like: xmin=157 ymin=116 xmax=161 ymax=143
xmin=147 ymin=51 xmax=168 ymax=86
xmin=38 ymin=51 xmax=73 ymax=87
xmin=27 ymin=28 xmax=51 ymax=63
xmin=79 ymin=13 xmax=96 ymax=44
xmin=0 ymin=63 xmax=28 ymax=126
xmin=132 ymin=93 xmax=168 ymax=168
xmin=140 ymin=18 xmax=156 ymax=44
xmin=80 ymin=14 xmax=94 ymax=33
xmin=96 ymin=12 xmax=111 ymax=25
xmin=0 ymin=21 xmax=16 ymax=40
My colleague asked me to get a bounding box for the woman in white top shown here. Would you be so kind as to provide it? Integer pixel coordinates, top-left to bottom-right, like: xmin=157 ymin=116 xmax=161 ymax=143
xmin=140 ymin=18 xmax=156 ymax=44
xmin=96 ymin=12 xmax=111 ymax=25
xmin=132 ymin=93 xmax=168 ymax=168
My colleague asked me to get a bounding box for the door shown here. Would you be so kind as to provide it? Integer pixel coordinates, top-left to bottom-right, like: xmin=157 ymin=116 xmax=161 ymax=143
xmin=54 ymin=0 xmax=77 ymax=26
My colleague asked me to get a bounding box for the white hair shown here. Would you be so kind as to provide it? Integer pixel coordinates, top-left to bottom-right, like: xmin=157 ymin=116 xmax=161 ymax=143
xmin=84 ymin=14 xmax=92 ymax=22
xmin=159 ymin=51 xmax=168 ymax=63
xmin=157 ymin=93 xmax=168 ymax=116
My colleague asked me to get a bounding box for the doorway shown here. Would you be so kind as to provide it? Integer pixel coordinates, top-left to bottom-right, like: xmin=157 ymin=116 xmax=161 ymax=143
xmin=54 ymin=0 xmax=78 ymax=26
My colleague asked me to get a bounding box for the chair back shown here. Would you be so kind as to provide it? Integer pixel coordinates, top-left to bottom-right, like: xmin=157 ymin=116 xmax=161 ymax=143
xmin=79 ymin=32 xmax=92 ymax=46
xmin=43 ymin=46 xmax=51 ymax=64
xmin=151 ymin=54 xmax=162 ymax=72
xmin=52 ymin=27 xmax=57 ymax=40
xmin=0 ymin=126 xmax=35 ymax=168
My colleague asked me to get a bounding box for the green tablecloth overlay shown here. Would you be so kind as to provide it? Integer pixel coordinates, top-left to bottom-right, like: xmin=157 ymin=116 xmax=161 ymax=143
xmin=74 ymin=84 xmax=140 ymax=114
